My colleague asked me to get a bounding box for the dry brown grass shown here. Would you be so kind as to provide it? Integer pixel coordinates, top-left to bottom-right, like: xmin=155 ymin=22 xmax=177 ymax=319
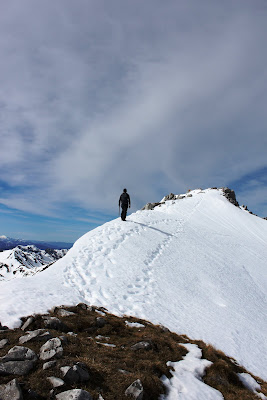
xmin=0 ymin=305 xmax=266 ymax=400
xmin=192 ymin=340 xmax=267 ymax=400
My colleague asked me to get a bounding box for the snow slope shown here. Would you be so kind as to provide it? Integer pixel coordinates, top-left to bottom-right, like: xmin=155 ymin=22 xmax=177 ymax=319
xmin=0 ymin=188 xmax=266 ymax=380
xmin=0 ymin=245 xmax=68 ymax=280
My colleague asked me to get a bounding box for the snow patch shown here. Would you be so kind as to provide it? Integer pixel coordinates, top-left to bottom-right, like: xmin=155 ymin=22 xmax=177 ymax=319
xmin=160 ymin=343 xmax=223 ymax=399
xmin=125 ymin=321 xmax=145 ymax=328
xmin=238 ymin=373 xmax=267 ymax=399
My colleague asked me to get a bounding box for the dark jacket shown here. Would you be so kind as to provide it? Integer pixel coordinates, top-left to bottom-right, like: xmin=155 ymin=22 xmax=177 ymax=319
xmin=119 ymin=192 xmax=131 ymax=207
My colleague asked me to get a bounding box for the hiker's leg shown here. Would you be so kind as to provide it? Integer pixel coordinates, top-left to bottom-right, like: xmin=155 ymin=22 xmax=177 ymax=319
xmin=121 ymin=206 xmax=127 ymax=220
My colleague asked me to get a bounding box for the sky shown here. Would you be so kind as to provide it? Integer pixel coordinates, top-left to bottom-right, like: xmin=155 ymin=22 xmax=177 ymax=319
xmin=0 ymin=0 xmax=267 ymax=242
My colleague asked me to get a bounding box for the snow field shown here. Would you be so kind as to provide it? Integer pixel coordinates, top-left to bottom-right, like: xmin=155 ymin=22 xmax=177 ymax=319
xmin=0 ymin=188 xmax=266 ymax=382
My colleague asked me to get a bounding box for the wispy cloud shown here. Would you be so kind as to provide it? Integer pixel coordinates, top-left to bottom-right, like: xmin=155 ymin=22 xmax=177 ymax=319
xmin=0 ymin=0 xmax=266 ymax=226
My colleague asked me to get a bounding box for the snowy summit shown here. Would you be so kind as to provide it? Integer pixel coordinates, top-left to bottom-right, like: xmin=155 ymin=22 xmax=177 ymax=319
xmin=0 ymin=188 xmax=266 ymax=382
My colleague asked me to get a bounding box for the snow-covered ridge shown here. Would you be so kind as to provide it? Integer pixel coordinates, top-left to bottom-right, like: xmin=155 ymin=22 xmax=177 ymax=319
xmin=0 ymin=245 xmax=68 ymax=281
xmin=0 ymin=187 xmax=267 ymax=382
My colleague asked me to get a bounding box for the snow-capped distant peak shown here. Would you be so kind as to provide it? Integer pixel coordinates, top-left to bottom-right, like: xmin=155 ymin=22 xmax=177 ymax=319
xmin=0 ymin=245 xmax=68 ymax=281
xmin=0 ymin=235 xmax=7 ymax=239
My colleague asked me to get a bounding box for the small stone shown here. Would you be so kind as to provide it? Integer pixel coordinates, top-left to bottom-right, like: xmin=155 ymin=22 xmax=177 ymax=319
xmin=43 ymin=360 xmax=57 ymax=370
xmin=125 ymin=379 xmax=144 ymax=400
xmin=47 ymin=376 xmax=65 ymax=388
xmin=0 ymin=339 xmax=9 ymax=349
xmin=159 ymin=325 xmax=170 ymax=333
xmin=59 ymin=335 xmax=68 ymax=344
xmin=78 ymin=303 xmax=89 ymax=310
xmin=57 ymin=309 xmax=76 ymax=317
xmin=56 ymin=389 xmax=93 ymax=400
xmin=0 ymin=327 xmax=9 ymax=333
xmin=43 ymin=316 xmax=68 ymax=331
xmin=131 ymin=341 xmax=152 ymax=351
xmin=21 ymin=317 xmax=34 ymax=331
xmin=0 ymin=378 xmax=23 ymax=400
xmin=118 ymin=369 xmax=130 ymax=374
xmin=95 ymin=317 xmax=106 ymax=328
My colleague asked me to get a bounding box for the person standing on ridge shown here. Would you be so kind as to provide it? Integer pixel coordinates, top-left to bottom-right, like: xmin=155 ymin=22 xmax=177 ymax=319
xmin=119 ymin=188 xmax=131 ymax=221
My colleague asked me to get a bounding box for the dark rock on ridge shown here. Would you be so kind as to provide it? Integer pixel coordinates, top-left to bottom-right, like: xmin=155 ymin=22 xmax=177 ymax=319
xmin=222 ymin=188 xmax=239 ymax=207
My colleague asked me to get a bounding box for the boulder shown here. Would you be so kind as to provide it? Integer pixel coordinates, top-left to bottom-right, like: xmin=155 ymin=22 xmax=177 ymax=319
xmin=56 ymin=389 xmax=93 ymax=400
xmin=146 ymin=202 xmax=161 ymax=210
xmin=40 ymin=338 xmax=63 ymax=361
xmin=143 ymin=203 xmax=154 ymax=210
xmin=19 ymin=329 xmax=51 ymax=344
xmin=2 ymin=346 xmax=38 ymax=362
xmin=0 ymin=378 xmax=23 ymax=400
xmin=125 ymin=379 xmax=144 ymax=400
xmin=0 ymin=346 xmax=37 ymax=376
xmin=60 ymin=363 xmax=89 ymax=384
xmin=222 ymin=188 xmax=239 ymax=207
xmin=0 ymin=360 xmax=36 ymax=376
xmin=163 ymin=193 xmax=175 ymax=201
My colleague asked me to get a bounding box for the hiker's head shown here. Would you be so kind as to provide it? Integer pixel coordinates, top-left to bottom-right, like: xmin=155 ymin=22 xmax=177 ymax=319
xmin=123 ymin=188 xmax=127 ymax=193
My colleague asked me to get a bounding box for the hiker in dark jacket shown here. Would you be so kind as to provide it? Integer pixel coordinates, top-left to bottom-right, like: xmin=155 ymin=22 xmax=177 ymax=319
xmin=119 ymin=188 xmax=131 ymax=221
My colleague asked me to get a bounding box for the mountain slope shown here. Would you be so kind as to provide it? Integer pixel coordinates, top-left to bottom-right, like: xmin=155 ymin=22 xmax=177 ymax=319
xmin=0 ymin=188 xmax=266 ymax=380
xmin=0 ymin=245 xmax=68 ymax=280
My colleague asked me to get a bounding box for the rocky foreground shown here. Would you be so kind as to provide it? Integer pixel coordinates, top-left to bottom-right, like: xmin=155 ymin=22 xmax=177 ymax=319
xmin=0 ymin=304 xmax=266 ymax=400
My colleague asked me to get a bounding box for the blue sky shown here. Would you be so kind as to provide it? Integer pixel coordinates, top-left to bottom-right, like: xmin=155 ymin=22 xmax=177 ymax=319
xmin=0 ymin=0 xmax=266 ymax=243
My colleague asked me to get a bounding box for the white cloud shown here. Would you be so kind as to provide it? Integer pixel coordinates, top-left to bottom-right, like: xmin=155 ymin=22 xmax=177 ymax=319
xmin=0 ymin=0 xmax=266 ymax=217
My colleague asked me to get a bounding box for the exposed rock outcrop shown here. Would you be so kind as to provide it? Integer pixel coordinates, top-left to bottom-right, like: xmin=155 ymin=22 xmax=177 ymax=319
xmin=222 ymin=187 xmax=239 ymax=207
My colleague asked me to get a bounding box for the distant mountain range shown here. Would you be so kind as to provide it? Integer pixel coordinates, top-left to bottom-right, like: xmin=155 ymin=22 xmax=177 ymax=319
xmin=0 ymin=245 xmax=68 ymax=281
xmin=0 ymin=236 xmax=73 ymax=251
